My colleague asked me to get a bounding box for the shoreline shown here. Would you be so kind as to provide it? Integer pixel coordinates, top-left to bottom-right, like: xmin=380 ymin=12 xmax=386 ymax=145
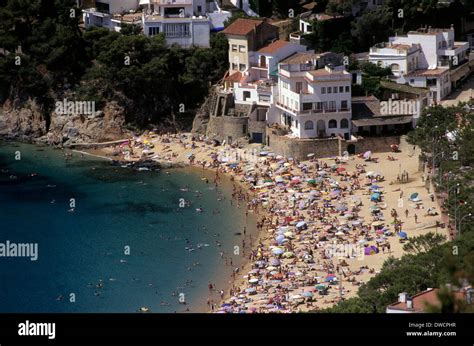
xmin=96 ymin=131 xmax=445 ymax=313
xmin=2 ymin=133 xmax=447 ymax=313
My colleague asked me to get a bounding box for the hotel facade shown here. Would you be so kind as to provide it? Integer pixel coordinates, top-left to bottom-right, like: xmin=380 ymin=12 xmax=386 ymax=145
xmin=368 ymin=27 xmax=470 ymax=104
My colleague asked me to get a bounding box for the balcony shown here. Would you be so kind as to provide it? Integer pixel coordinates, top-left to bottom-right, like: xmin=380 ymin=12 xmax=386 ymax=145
xmin=277 ymin=102 xmax=351 ymax=116
xmin=155 ymin=0 xmax=193 ymax=4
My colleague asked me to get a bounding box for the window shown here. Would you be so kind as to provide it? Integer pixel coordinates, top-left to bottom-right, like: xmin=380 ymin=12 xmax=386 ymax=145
xmin=164 ymin=23 xmax=190 ymax=37
xmin=243 ymin=124 xmax=247 ymax=134
xmin=340 ymin=118 xmax=349 ymax=128
xmin=96 ymin=1 xmax=110 ymax=13
xmin=296 ymin=82 xmax=303 ymax=93
xmin=148 ymin=27 xmax=160 ymax=36
xmin=410 ymin=79 xmax=414 ymax=84
xmin=345 ymin=86 xmax=350 ymax=92
xmin=302 ymin=103 xmax=312 ymax=110
xmin=282 ymin=81 xmax=289 ymax=89
xmin=390 ymin=63 xmax=400 ymax=74
xmin=232 ymin=63 xmax=237 ymax=70
xmin=239 ymin=64 xmax=246 ymax=71
xmin=339 ymin=86 xmax=344 ymax=93
xmin=333 ymin=87 xmax=337 ymax=93
xmin=328 ymin=119 xmax=337 ymax=128
xmin=295 ymin=120 xmax=299 ymax=128
xmin=239 ymin=45 xmax=245 ymax=53
xmin=231 ymin=44 xmax=237 ymax=52
xmin=322 ymin=101 xmax=328 ymax=110
xmin=304 ymin=120 xmax=314 ymax=130
xmin=243 ymin=91 xmax=251 ymax=101
xmin=197 ymin=5 xmax=202 ymax=13
xmin=327 ymin=87 xmax=332 ymax=94
xmin=321 ymin=87 xmax=326 ymax=94
xmin=328 ymin=101 xmax=336 ymax=111
xmin=315 ymin=102 xmax=323 ymax=111
xmin=341 ymin=100 xmax=348 ymax=110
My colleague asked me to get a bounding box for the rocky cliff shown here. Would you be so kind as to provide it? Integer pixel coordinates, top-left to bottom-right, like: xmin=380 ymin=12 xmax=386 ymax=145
xmin=0 ymin=100 xmax=126 ymax=145
xmin=0 ymin=99 xmax=47 ymax=139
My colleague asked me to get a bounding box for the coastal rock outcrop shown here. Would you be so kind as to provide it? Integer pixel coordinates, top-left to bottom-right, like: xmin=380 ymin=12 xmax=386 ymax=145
xmin=1 ymin=100 xmax=126 ymax=145
xmin=1 ymin=99 xmax=47 ymax=139
xmin=45 ymin=101 xmax=125 ymax=146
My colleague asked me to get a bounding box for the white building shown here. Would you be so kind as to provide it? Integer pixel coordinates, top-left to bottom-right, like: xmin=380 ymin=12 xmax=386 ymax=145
xmin=83 ymin=0 xmax=143 ymax=32
xmin=142 ymin=0 xmax=210 ymax=47
xmin=83 ymin=0 xmax=213 ymax=47
xmin=227 ymin=40 xmax=310 ymax=108
xmin=368 ymin=27 xmax=470 ymax=103
xmin=274 ymin=53 xmax=352 ymax=139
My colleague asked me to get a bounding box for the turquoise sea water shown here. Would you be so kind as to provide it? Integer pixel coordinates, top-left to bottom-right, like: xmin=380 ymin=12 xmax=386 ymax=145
xmin=0 ymin=141 xmax=249 ymax=313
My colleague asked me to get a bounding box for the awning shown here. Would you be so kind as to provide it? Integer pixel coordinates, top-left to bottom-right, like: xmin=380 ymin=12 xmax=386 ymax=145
xmin=352 ymin=115 xmax=413 ymax=127
xmin=450 ymin=63 xmax=470 ymax=83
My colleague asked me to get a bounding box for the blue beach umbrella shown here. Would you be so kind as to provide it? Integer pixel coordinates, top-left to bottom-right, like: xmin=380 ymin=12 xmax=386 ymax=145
xmin=398 ymin=231 xmax=408 ymax=239
xmin=272 ymin=248 xmax=285 ymax=255
xmin=370 ymin=193 xmax=380 ymax=202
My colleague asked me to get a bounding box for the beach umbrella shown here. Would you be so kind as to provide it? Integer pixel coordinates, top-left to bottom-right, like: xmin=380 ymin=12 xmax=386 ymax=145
xmin=275 ymin=235 xmax=286 ymax=244
xmin=325 ymin=274 xmax=337 ymax=282
xmin=282 ymin=251 xmax=295 ymax=258
xmin=270 ymin=258 xmax=280 ymax=266
xmin=376 ymin=229 xmax=384 ymax=235
xmin=307 ymin=179 xmax=316 ymax=185
xmin=410 ymin=192 xmax=419 ymax=200
xmin=284 ymin=231 xmax=294 ymax=238
xmin=364 ymin=245 xmax=379 ymax=256
xmin=307 ymin=153 xmax=315 ymax=158
xmin=245 ymin=287 xmax=257 ymax=294
xmin=303 ymin=291 xmax=314 ymax=298
xmin=249 ymin=278 xmax=259 ymax=284
xmin=272 ymin=247 xmax=285 ymax=255
xmin=316 ymin=284 xmax=326 ymax=290
xmin=296 ymin=221 xmax=306 ymax=229
xmin=370 ymin=185 xmax=382 ymax=190
xmin=398 ymin=231 xmax=408 ymax=239
xmin=259 ymin=151 xmax=269 ymax=156
xmin=363 ymin=151 xmax=372 ymax=160
xmin=370 ymin=193 xmax=380 ymax=202
xmin=371 ymin=221 xmax=384 ymax=227
xmin=336 ymin=167 xmax=346 ymax=173
xmin=335 ymin=231 xmax=345 ymax=236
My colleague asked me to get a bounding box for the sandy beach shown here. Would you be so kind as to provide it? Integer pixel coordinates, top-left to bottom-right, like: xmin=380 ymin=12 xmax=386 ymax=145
xmin=86 ymin=132 xmax=446 ymax=313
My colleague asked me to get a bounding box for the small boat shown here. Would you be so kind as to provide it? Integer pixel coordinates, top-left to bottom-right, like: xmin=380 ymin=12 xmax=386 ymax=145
xmin=138 ymin=167 xmax=150 ymax=171
xmin=139 ymin=307 xmax=150 ymax=313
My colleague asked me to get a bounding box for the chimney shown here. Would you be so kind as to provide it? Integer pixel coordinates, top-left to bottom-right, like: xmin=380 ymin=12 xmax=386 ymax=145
xmin=398 ymin=292 xmax=407 ymax=303
xmin=406 ymin=297 xmax=413 ymax=309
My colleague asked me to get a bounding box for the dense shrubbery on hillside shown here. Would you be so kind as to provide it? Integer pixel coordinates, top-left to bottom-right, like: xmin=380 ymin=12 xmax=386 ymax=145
xmin=0 ymin=0 xmax=229 ymax=128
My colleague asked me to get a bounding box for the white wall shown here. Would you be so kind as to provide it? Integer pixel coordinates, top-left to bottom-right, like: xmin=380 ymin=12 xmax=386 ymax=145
xmin=100 ymin=0 xmax=138 ymax=13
